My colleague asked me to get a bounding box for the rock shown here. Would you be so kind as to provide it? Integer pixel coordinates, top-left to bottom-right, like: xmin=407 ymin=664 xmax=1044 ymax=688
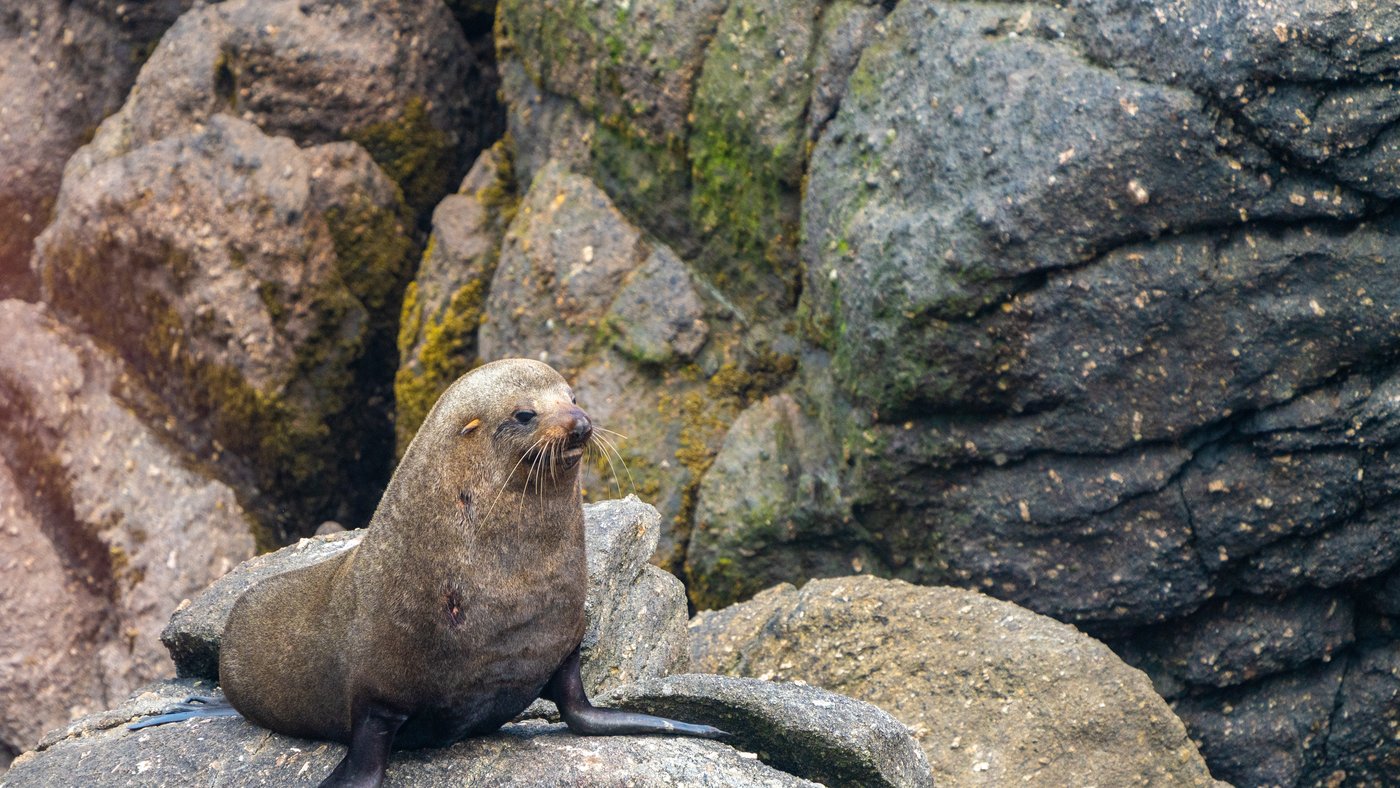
xmin=599 ymin=674 xmax=931 ymax=788
xmin=1073 ymin=0 xmax=1400 ymax=199
xmin=577 ymin=498 xmax=690 ymax=692
xmin=0 ymin=300 xmax=255 ymax=760
xmin=0 ymin=0 xmax=192 ymax=299
xmin=685 ymin=0 xmax=819 ymax=313
xmin=604 ymin=245 xmax=709 ymax=366
xmin=495 ymin=0 xmax=725 ymax=147
xmin=804 ymin=0 xmax=1370 ymax=420
xmin=2 ymin=679 xmax=816 ymax=787
xmin=1175 ymin=660 xmax=1344 ymax=788
xmin=34 ymin=114 xmax=417 ymax=538
xmin=479 ymin=162 xmax=649 ymax=372
xmin=72 ymin=0 xmax=486 ymax=218
xmin=394 ymin=143 xmax=518 ymax=453
xmin=690 ymin=576 xmax=1223 ymax=787
xmin=0 ymin=444 xmax=109 ymax=763
xmin=687 ymin=392 xmax=858 ymax=609
xmin=1112 ymin=590 xmax=1355 ymax=693
xmin=161 ymin=497 xmax=687 ymax=694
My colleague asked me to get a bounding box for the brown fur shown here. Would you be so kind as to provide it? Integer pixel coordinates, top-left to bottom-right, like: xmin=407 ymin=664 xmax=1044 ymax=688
xmin=219 ymin=359 xmax=591 ymax=748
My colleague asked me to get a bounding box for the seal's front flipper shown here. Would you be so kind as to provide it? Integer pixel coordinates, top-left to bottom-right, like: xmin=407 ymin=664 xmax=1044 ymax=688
xmin=319 ymin=699 xmax=407 ymax=788
xmin=127 ymin=696 xmax=241 ymax=730
xmin=543 ymin=646 xmax=728 ymax=739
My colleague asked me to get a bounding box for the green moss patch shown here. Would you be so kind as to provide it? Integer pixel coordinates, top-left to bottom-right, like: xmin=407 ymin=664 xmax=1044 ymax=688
xmin=393 ymin=279 xmax=488 ymax=453
xmin=349 ymin=97 xmax=456 ymax=221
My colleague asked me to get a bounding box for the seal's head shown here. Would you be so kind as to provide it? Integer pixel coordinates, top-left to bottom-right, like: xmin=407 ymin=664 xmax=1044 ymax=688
xmin=405 ymin=359 xmax=593 ymax=503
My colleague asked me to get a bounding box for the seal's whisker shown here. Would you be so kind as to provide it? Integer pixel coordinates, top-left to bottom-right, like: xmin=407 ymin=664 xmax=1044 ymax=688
xmin=594 ymin=426 xmax=629 ymax=441
xmin=588 ymin=434 xmax=622 ymax=497
xmin=593 ymin=432 xmax=635 ymax=496
xmin=486 ymin=435 xmax=548 ymax=524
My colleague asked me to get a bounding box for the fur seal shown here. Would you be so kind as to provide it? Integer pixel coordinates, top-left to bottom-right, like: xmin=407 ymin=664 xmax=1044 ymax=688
xmin=215 ymin=359 xmax=723 ymax=787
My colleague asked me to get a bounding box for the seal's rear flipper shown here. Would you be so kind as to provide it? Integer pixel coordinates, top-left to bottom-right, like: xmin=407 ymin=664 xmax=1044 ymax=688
xmin=127 ymin=696 xmax=241 ymax=730
xmin=543 ymin=647 xmax=729 ymax=739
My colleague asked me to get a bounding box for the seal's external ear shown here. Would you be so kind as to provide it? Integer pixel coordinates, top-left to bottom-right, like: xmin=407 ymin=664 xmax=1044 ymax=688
xmin=459 ymin=419 xmax=481 ymax=436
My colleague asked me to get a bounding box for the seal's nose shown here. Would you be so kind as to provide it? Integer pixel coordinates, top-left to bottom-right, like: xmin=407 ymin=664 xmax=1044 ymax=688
xmin=568 ymin=408 xmax=592 ymax=443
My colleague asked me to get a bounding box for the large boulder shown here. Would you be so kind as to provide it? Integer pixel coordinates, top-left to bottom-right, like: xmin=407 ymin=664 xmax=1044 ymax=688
xmin=0 ymin=300 xmax=255 ymax=762
xmin=71 ymin=0 xmax=486 ymax=219
xmin=0 ymin=0 xmax=193 ymax=300
xmin=691 ymin=576 xmax=1224 ymax=787
xmin=33 ymin=114 xmax=416 ymax=539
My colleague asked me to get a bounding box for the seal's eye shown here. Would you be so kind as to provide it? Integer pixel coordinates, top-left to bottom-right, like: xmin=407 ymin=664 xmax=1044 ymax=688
xmin=571 ymin=393 xmax=577 ymax=404
xmin=514 ymin=410 xmax=536 ymax=425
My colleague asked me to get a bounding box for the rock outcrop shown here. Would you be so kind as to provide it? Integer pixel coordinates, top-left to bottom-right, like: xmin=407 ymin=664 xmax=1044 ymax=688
xmin=33 ymin=114 xmax=416 ymax=540
xmin=691 ymin=576 xmax=1224 ymax=787
xmin=0 ymin=0 xmax=193 ymax=300
xmin=0 ymin=300 xmax=255 ymax=763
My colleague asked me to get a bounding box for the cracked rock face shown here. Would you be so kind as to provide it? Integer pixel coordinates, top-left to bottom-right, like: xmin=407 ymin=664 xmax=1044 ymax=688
xmin=694 ymin=1 xmax=1400 ymax=784
xmin=485 ymin=0 xmax=1400 ymax=780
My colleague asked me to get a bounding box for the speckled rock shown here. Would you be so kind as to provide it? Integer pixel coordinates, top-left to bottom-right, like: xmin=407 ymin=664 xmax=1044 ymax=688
xmin=604 ymin=244 xmax=709 ymax=366
xmin=479 ymin=162 xmax=650 ymax=372
xmin=0 ymin=679 xmax=815 ymax=787
xmin=0 ymin=300 xmax=255 ymax=761
xmin=160 ymin=497 xmax=687 ymax=695
xmin=690 ymin=576 xmax=1224 ymax=787
xmin=33 ymin=114 xmax=416 ymax=539
xmin=687 ymin=393 xmax=857 ymax=610
xmin=0 ymin=0 xmax=192 ymax=300
xmin=70 ymin=0 xmax=485 ymax=218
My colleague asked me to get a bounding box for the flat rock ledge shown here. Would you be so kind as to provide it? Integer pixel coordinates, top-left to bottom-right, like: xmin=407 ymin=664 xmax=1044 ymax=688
xmin=2 ymin=674 xmax=928 ymax=787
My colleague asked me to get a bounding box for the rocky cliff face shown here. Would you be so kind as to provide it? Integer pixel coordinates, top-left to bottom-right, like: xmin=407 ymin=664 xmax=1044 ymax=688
xmin=4 ymin=0 xmax=1399 ymax=784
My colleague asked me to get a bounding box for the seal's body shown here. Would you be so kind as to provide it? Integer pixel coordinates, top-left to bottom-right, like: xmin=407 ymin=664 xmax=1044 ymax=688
xmin=216 ymin=359 xmax=722 ymax=787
